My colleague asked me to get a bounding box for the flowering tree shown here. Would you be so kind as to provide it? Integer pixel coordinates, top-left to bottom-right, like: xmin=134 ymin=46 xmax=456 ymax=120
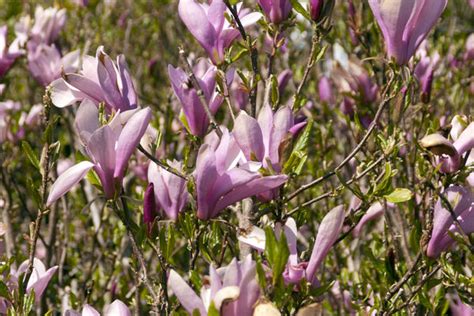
xmin=0 ymin=0 xmax=473 ymax=315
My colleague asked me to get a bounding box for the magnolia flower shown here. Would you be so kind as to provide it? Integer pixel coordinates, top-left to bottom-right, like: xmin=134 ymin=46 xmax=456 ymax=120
xmin=368 ymin=0 xmax=448 ymax=65
xmin=194 ymin=128 xmax=287 ymax=220
xmin=30 ymin=6 xmax=66 ymax=45
xmin=0 ymin=258 xmax=58 ymax=313
xmin=420 ymin=120 xmax=474 ymax=174
xmin=66 ymin=300 xmax=131 ymax=316
xmin=0 ymin=25 xmax=23 ymax=78
xmin=51 ymin=46 xmax=138 ymax=112
xmin=427 ymin=186 xmax=474 ymax=258
xmin=168 ymin=63 xmax=223 ymax=137
xmin=414 ymin=43 xmax=440 ymax=103
xmin=233 ymin=104 xmax=294 ymax=173
xmin=146 ymin=160 xmax=188 ymax=221
xmin=258 ymin=0 xmax=292 ymax=24
xmin=239 ymin=205 xmax=345 ymax=286
xmin=46 ymin=100 xmax=151 ymax=205
xmin=178 ymin=0 xmax=262 ymax=64
xmin=28 ymin=44 xmax=80 ymax=86
xmin=333 ymin=59 xmax=378 ymax=104
xmin=464 ymin=33 xmax=474 ymax=61
xmin=318 ymin=76 xmax=334 ymax=105
xmin=352 ymin=201 xmax=395 ymax=237
xmin=168 ymin=255 xmax=260 ymax=316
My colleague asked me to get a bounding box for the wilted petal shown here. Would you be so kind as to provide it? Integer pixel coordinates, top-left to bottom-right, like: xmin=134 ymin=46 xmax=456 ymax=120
xmin=47 ymin=161 xmax=94 ymax=206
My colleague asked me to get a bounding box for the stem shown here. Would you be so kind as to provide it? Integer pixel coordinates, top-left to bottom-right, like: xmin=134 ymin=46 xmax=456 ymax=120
xmin=23 ymin=90 xmax=53 ymax=293
xmin=223 ymin=1 xmax=259 ymax=117
xmin=118 ymin=197 xmax=160 ymax=315
xmin=285 ymin=154 xmax=386 ymax=218
xmin=137 ymin=144 xmax=188 ymax=180
xmin=178 ymin=48 xmax=223 ymax=137
xmin=292 ymin=30 xmax=320 ymax=110
xmin=287 ymin=96 xmax=393 ymax=201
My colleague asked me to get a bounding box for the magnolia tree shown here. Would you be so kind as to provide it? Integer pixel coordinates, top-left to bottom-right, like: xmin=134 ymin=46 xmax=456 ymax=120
xmin=0 ymin=0 xmax=473 ymax=315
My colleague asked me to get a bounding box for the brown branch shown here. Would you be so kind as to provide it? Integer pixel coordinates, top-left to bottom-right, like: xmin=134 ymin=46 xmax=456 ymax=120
xmin=223 ymin=0 xmax=259 ymax=117
xmin=287 ymin=96 xmax=392 ymax=202
xmin=285 ymin=154 xmax=386 ymax=218
xmin=23 ymin=90 xmax=53 ymax=292
xmin=291 ymin=30 xmax=320 ymax=110
xmin=137 ymin=144 xmax=188 ymax=180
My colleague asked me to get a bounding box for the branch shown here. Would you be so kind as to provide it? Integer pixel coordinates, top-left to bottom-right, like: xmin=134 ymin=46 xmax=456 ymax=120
xmin=286 ymin=96 xmax=392 ymax=201
xmin=291 ymin=30 xmax=320 ymax=110
xmin=285 ymin=154 xmax=386 ymax=218
xmin=223 ymin=0 xmax=259 ymax=117
xmin=23 ymin=90 xmax=53 ymax=292
xmin=137 ymin=144 xmax=189 ymax=180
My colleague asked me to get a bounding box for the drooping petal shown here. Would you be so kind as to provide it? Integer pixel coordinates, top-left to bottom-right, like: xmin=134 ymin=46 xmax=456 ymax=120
xmin=46 ymin=161 xmax=94 ymax=206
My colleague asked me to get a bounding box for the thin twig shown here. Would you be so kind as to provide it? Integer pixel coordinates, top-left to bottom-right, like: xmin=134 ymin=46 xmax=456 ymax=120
xmin=285 ymin=154 xmax=386 ymax=218
xmin=223 ymin=0 xmax=259 ymax=117
xmin=387 ymin=265 xmax=441 ymax=315
xmin=118 ymin=197 xmax=160 ymax=315
xmin=384 ymin=252 xmax=423 ymax=303
xmin=178 ymin=48 xmax=223 ymax=137
xmin=137 ymin=144 xmax=188 ymax=180
xmin=287 ymin=96 xmax=393 ymax=201
xmin=23 ymin=90 xmax=53 ymax=292
xmin=291 ymin=30 xmax=320 ymax=110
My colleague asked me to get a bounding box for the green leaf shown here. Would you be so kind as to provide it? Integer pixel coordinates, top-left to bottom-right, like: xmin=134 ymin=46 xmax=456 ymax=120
xmin=207 ymin=302 xmax=220 ymax=316
xmin=21 ymin=141 xmax=40 ymax=170
xmin=384 ymin=188 xmax=413 ymax=203
xmin=0 ymin=281 xmax=10 ymax=299
xmin=264 ymin=227 xmax=290 ymax=285
xmin=289 ymin=0 xmax=311 ymax=20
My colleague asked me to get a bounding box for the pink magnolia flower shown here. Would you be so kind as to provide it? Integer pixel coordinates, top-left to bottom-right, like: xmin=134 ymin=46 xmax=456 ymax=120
xmin=318 ymin=76 xmax=335 ymax=105
xmin=28 ymin=44 xmax=80 ymax=87
xmin=0 ymin=26 xmax=23 ymax=78
xmin=168 ymin=62 xmax=223 ymax=137
xmin=46 ymin=100 xmax=151 ymax=205
xmin=352 ymin=201 xmax=395 ymax=237
xmin=258 ymin=0 xmax=292 ymax=24
xmin=66 ymin=300 xmax=131 ymax=316
xmin=51 ymin=46 xmax=138 ymax=112
xmin=146 ymin=160 xmax=189 ymax=221
xmin=29 ymin=6 xmax=67 ymax=45
xmin=427 ymin=186 xmax=474 ymax=258
xmin=239 ymin=205 xmax=345 ymax=286
xmin=464 ymin=34 xmax=474 ymax=61
xmin=0 ymin=258 xmax=58 ymax=313
xmin=168 ymin=255 xmax=260 ymax=316
xmin=368 ymin=0 xmax=448 ymax=64
xmin=194 ymin=128 xmax=287 ymax=220
xmin=233 ymin=104 xmax=294 ymax=173
xmin=414 ymin=43 xmax=440 ymax=103
xmin=178 ymin=0 xmax=262 ymax=64
xmin=432 ymin=120 xmax=474 ymax=174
